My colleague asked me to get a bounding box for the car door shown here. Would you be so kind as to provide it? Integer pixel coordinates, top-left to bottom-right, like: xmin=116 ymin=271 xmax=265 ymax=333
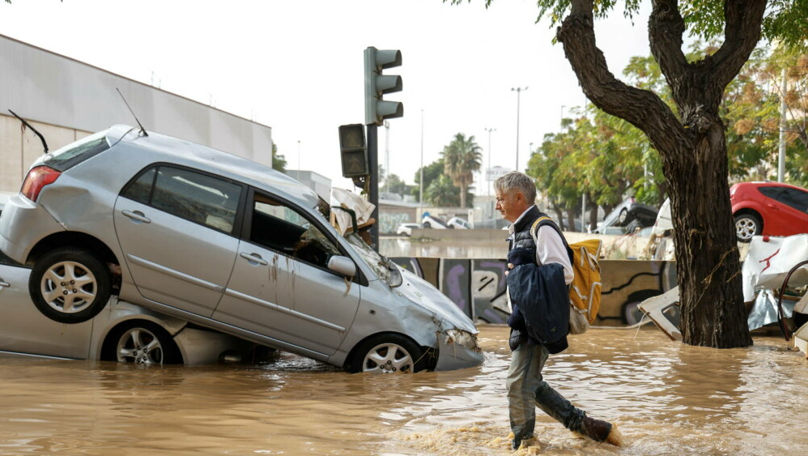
xmin=113 ymin=165 xmax=244 ymax=317
xmin=758 ymin=186 xmax=808 ymax=236
xmin=213 ymin=190 xmax=360 ymax=356
xmin=0 ymin=258 xmax=92 ymax=358
xmin=778 ymin=187 xmax=808 ymax=233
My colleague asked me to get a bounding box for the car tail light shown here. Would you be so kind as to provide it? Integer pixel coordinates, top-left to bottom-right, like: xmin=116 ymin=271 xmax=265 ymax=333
xmin=21 ymin=166 xmax=61 ymax=202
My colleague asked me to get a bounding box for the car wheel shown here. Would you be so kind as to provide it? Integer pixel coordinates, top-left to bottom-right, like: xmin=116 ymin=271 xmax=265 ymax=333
xmin=734 ymin=212 xmax=762 ymax=243
xmin=617 ymin=208 xmax=628 ymax=225
xmin=423 ymin=221 xmax=431 ymax=229
xmin=350 ymin=334 xmax=425 ymax=373
xmin=108 ymin=321 xmax=182 ymax=365
xmin=29 ymin=247 xmax=112 ymax=324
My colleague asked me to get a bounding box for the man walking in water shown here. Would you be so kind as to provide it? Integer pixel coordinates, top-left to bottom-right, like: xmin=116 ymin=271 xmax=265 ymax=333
xmin=495 ymin=172 xmax=621 ymax=450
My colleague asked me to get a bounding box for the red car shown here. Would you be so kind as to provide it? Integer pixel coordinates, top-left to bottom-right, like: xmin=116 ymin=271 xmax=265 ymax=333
xmin=730 ymin=181 xmax=808 ymax=242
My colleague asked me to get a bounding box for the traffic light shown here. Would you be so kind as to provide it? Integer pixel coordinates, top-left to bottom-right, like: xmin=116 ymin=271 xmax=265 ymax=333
xmin=338 ymin=124 xmax=368 ymax=178
xmin=364 ymin=47 xmax=403 ymax=126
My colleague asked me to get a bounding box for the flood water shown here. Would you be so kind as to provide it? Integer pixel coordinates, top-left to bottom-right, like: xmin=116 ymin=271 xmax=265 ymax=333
xmin=1 ymin=325 xmax=806 ymax=456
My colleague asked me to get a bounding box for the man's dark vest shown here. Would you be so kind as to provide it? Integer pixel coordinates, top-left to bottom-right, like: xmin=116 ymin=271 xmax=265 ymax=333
xmin=508 ymin=205 xmax=571 ymax=353
xmin=509 ymin=205 xmax=573 ymax=263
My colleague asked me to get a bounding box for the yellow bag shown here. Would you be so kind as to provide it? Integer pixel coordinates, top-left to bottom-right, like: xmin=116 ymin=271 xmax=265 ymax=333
xmin=531 ymin=218 xmax=603 ymax=333
xmin=567 ymin=239 xmax=602 ymax=325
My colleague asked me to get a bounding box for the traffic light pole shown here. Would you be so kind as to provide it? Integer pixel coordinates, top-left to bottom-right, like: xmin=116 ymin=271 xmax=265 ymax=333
xmin=367 ymin=123 xmax=379 ymax=250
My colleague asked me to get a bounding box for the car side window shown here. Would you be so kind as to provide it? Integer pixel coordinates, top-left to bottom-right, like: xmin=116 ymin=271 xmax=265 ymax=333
xmin=120 ymin=168 xmax=156 ymax=204
xmin=121 ymin=165 xmax=242 ymax=234
xmin=781 ymin=188 xmax=808 ymax=212
xmin=249 ymin=193 xmax=340 ymax=269
xmin=761 ymin=186 xmax=808 ymax=213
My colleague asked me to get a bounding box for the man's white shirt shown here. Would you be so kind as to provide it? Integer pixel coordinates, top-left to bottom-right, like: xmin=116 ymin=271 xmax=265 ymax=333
xmin=508 ymin=206 xmax=573 ymax=285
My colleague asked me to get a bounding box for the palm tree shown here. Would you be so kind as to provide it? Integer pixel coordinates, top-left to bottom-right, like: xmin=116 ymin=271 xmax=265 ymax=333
xmin=440 ymin=133 xmax=482 ymax=208
xmin=425 ymin=175 xmax=460 ymax=207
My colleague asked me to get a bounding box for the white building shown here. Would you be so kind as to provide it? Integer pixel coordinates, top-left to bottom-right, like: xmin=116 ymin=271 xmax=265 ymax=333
xmin=0 ymin=34 xmax=273 ymax=193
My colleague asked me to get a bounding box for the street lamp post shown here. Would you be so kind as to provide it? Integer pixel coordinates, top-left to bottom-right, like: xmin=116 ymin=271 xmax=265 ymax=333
xmin=419 ymin=109 xmax=424 ymax=208
xmin=484 ymin=127 xmax=496 ymax=197
xmin=511 ymin=86 xmax=528 ymax=171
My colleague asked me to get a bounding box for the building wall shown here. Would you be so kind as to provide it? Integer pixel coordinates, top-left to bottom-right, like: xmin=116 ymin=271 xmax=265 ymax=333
xmin=0 ymin=34 xmax=272 ymax=192
xmin=0 ymin=116 xmax=90 ymax=192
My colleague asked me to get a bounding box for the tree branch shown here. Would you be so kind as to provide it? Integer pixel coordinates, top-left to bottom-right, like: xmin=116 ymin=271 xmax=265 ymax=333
xmin=648 ymin=0 xmax=689 ymax=103
xmin=557 ymin=0 xmax=689 ymax=156
xmin=710 ymin=0 xmax=766 ymax=94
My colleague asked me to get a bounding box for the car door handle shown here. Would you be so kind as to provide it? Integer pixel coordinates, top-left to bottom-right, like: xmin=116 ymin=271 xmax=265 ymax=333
xmin=240 ymin=252 xmax=268 ymax=266
xmin=122 ymin=209 xmax=151 ymax=224
xmin=0 ymin=278 xmax=9 ymax=288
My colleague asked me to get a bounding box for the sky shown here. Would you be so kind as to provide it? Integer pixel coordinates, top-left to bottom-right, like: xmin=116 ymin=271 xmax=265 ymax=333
xmin=0 ymin=0 xmax=651 ymax=194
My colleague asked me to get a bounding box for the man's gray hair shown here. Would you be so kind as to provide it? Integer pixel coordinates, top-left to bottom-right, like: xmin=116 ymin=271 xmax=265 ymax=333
xmin=495 ymin=171 xmax=537 ymax=202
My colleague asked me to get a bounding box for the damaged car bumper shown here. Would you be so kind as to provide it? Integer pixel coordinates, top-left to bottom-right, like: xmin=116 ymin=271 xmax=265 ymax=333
xmin=435 ymin=328 xmax=483 ymax=371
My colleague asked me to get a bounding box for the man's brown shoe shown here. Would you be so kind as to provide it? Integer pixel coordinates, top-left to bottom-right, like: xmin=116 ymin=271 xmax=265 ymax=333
xmin=578 ymin=416 xmax=622 ymax=446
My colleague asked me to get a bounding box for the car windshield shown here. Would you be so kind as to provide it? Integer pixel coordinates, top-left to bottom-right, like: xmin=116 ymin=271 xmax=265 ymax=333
xmin=344 ymin=232 xmax=402 ymax=287
xmin=310 ymin=198 xmax=401 ymax=287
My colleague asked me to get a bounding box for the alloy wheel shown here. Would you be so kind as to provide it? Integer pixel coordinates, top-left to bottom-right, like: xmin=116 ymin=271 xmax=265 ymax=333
xmin=735 ymin=217 xmax=758 ymax=242
xmin=40 ymin=261 xmax=97 ymax=314
xmin=362 ymin=342 xmax=415 ymax=373
xmin=116 ymin=327 xmax=164 ymax=365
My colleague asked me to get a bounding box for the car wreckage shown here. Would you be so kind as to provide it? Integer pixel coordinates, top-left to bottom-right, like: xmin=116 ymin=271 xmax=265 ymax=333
xmin=0 ymin=124 xmax=482 ymax=373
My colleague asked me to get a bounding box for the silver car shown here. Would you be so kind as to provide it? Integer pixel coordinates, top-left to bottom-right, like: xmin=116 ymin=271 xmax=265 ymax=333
xmin=0 ymin=125 xmax=481 ymax=373
xmin=0 ymin=251 xmax=260 ymax=365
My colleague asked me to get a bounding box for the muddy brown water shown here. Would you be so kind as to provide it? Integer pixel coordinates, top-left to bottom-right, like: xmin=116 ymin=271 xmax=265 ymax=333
xmin=1 ymin=325 xmax=806 ymax=456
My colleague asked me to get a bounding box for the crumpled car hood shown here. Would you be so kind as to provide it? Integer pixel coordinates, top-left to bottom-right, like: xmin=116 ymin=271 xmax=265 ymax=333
xmin=395 ymin=266 xmax=477 ymax=334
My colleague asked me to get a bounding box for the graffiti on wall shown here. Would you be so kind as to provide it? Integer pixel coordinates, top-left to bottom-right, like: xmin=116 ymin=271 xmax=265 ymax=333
xmin=391 ymin=256 xmax=677 ymax=326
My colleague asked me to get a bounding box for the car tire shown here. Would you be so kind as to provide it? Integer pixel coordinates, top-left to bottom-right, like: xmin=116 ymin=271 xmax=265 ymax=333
xmin=617 ymin=208 xmax=629 ymax=225
xmin=29 ymin=247 xmax=112 ymax=324
xmin=104 ymin=321 xmax=182 ymax=365
xmin=349 ymin=333 xmax=426 ymax=373
xmin=734 ymin=212 xmax=762 ymax=243
xmin=423 ymin=221 xmax=431 ymax=229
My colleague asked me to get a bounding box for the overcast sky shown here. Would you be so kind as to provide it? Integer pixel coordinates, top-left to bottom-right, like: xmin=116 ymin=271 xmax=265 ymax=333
xmin=0 ymin=0 xmax=651 ymax=194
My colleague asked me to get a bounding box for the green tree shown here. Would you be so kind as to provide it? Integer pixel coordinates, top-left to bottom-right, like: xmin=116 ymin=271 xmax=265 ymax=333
xmin=453 ymin=0 xmax=808 ymax=348
xmin=413 ymin=159 xmax=446 ymax=202
xmin=271 ymin=144 xmax=287 ymax=172
xmin=383 ymin=173 xmax=413 ymax=196
xmin=725 ymin=45 xmax=808 ymax=186
xmin=440 ymin=133 xmax=482 ymax=208
xmin=425 ymin=175 xmax=460 ymax=207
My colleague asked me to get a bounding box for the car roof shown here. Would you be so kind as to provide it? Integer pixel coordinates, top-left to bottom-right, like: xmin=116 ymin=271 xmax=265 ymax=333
xmin=103 ymin=125 xmax=320 ymax=209
xmin=734 ymin=181 xmax=808 ymax=191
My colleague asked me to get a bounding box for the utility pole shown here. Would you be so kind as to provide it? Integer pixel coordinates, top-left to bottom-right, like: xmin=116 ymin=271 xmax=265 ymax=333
xmin=419 ymin=109 xmax=424 ymax=209
xmin=511 ymin=86 xmax=528 ymax=171
xmin=484 ymin=127 xmax=496 ymax=197
xmin=778 ymin=68 xmax=787 ymax=182
xmin=384 ymin=120 xmax=390 ymax=193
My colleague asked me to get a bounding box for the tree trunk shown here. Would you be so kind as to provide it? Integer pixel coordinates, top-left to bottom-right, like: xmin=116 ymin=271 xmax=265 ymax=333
xmin=566 ymin=210 xmax=576 ymax=232
xmin=588 ymin=201 xmax=599 ymax=232
xmin=664 ymin=116 xmax=751 ymax=347
xmin=556 ymin=0 xmax=763 ymax=348
xmin=551 ymin=203 xmax=565 ymax=229
xmin=459 ymin=182 xmax=467 ymax=208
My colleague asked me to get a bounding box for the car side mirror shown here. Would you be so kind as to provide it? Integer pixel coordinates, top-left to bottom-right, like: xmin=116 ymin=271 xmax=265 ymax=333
xmin=327 ymin=255 xmax=356 ymax=277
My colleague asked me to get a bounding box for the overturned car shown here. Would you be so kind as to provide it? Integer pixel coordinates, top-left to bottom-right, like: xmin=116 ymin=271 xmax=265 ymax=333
xmin=0 ymin=125 xmax=482 ymax=373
